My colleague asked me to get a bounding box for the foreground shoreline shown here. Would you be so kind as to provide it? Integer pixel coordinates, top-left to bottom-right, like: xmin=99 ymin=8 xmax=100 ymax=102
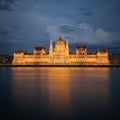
xmin=0 ymin=64 xmax=120 ymax=67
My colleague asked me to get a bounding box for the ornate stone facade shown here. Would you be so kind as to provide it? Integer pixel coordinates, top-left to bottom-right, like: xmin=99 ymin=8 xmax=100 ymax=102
xmin=12 ymin=36 xmax=109 ymax=65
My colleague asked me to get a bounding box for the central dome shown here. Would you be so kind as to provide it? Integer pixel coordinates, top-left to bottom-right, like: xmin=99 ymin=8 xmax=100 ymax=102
xmin=56 ymin=35 xmax=65 ymax=45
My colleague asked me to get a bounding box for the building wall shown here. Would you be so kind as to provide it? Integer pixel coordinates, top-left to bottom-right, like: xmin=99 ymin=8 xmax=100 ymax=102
xmin=12 ymin=52 xmax=109 ymax=65
xmin=12 ymin=39 xmax=110 ymax=65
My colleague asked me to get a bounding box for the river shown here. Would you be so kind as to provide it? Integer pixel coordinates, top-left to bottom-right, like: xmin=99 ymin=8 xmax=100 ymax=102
xmin=0 ymin=67 xmax=120 ymax=120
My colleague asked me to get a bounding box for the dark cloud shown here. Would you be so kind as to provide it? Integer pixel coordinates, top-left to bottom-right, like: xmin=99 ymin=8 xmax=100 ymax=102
xmin=0 ymin=25 xmax=9 ymax=39
xmin=10 ymin=24 xmax=19 ymax=29
xmin=83 ymin=11 xmax=93 ymax=16
xmin=0 ymin=0 xmax=16 ymax=11
xmin=0 ymin=0 xmax=15 ymax=4
xmin=0 ymin=30 xmax=9 ymax=36
xmin=0 ymin=0 xmax=120 ymax=54
xmin=60 ymin=24 xmax=76 ymax=33
xmin=115 ymin=7 xmax=120 ymax=11
xmin=114 ymin=0 xmax=120 ymax=11
xmin=0 ymin=24 xmax=19 ymax=43
xmin=78 ymin=7 xmax=93 ymax=17
xmin=79 ymin=8 xmax=87 ymax=11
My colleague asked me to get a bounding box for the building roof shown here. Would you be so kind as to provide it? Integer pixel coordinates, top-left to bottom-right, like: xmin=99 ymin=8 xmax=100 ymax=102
xmin=98 ymin=49 xmax=107 ymax=53
xmin=14 ymin=50 xmax=24 ymax=54
xmin=77 ymin=46 xmax=86 ymax=49
xmin=24 ymin=52 xmax=33 ymax=55
xmin=34 ymin=47 xmax=46 ymax=50
xmin=56 ymin=35 xmax=65 ymax=45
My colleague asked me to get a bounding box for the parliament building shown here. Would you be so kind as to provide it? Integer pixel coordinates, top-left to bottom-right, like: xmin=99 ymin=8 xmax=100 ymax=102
xmin=12 ymin=35 xmax=109 ymax=65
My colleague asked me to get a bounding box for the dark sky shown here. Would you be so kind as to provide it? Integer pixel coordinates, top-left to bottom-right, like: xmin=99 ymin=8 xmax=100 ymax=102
xmin=0 ymin=0 xmax=120 ymax=55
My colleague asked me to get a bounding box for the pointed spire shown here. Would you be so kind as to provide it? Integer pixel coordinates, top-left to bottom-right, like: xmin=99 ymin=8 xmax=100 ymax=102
xmin=66 ymin=40 xmax=68 ymax=48
xmin=50 ymin=39 xmax=52 ymax=45
xmin=49 ymin=40 xmax=53 ymax=54
xmin=59 ymin=34 xmax=62 ymax=39
xmin=66 ymin=39 xmax=69 ymax=53
xmin=98 ymin=48 xmax=99 ymax=51
xmin=50 ymin=40 xmax=53 ymax=48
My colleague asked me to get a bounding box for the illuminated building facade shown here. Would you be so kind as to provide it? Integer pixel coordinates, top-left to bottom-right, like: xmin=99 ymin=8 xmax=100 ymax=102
xmin=12 ymin=35 xmax=109 ymax=65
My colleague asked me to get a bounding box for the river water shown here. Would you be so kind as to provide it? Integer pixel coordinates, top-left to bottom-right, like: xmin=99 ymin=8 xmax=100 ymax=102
xmin=0 ymin=67 xmax=120 ymax=120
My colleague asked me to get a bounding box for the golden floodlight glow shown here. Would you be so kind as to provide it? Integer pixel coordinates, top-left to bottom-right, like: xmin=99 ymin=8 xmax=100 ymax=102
xmin=12 ymin=35 xmax=110 ymax=65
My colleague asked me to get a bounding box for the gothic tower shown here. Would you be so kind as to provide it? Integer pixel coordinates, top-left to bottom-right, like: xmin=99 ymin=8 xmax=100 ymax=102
xmin=49 ymin=40 xmax=53 ymax=54
xmin=66 ymin=40 xmax=69 ymax=54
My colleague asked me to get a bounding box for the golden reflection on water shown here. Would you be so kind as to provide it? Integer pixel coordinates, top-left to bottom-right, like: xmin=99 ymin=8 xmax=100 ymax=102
xmin=11 ymin=67 xmax=110 ymax=115
xmin=47 ymin=68 xmax=71 ymax=114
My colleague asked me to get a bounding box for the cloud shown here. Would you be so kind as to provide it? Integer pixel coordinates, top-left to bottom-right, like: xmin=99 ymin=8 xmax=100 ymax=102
xmin=0 ymin=30 xmax=9 ymax=36
xmin=0 ymin=25 xmax=10 ymax=39
xmin=0 ymin=24 xmax=21 ymax=44
xmin=78 ymin=7 xmax=94 ymax=17
xmin=47 ymin=23 xmax=120 ymax=47
xmin=83 ymin=11 xmax=93 ymax=16
xmin=0 ymin=0 xmax=16 ymax=11
xmin=78 ymin=23 xmax=92 ymax=31
xmin=59 ymin=24 xmax=76 ymax=33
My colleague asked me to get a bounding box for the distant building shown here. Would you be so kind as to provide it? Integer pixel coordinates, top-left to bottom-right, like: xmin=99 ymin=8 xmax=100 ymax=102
xmin=12 ymin=35 xmax=110 ymax=65
xmin=109 ymin=54 xmax=120 ymax=65
xmin=0 ymin=55 xmax=13 ymax=64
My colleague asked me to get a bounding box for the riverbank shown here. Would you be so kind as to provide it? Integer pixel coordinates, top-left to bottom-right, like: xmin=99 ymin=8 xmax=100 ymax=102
xmin=0 ymin=64 xmax=120 ymax=67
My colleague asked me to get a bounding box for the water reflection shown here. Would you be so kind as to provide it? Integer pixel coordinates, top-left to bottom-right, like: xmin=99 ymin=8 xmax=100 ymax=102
xmin=11 ymin=67 xmax=110 ymax=119
xmin=46 ymin=68 xmax=71 ymax=117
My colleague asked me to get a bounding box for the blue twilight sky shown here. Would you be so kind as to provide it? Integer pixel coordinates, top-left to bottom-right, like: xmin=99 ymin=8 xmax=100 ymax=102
xmin=0 ymin=0 xmax=120 ymax=55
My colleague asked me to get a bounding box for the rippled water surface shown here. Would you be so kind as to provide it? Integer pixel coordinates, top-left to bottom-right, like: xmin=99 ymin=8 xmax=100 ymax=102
xmin=0 ymin=67 xmax=120 ymax=120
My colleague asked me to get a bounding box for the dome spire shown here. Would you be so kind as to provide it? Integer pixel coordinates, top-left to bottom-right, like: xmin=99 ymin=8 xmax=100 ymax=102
xmin=56 ymin=34 xmax=65 ymax=45
xmin=59 ymin=34 xmax=62 ymax=39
